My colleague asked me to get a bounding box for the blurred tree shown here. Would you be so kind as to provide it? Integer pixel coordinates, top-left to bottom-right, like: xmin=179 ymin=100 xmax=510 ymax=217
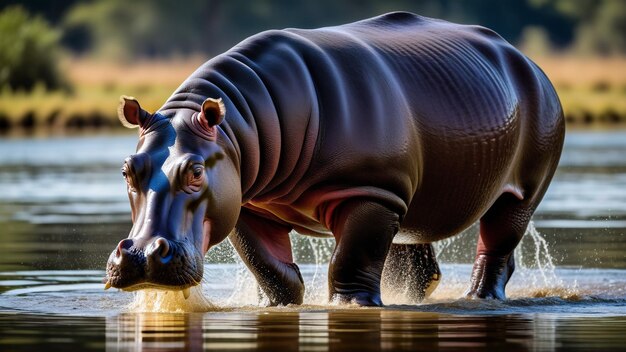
xmin=63 ymin=0 xmax=223 ymax=59
xmin=531 ymin=0 xmax=626 ymax=55
xmin=9 ymin=0 xmax=622 ymax=60
xmin=0 ymin=0 xmax=79 ymax=24
xmin=575 ymin=0 xmax=626 ymax=55
xmin=0 ymin=6 xmax=65 ymax=91
xmin=519 ymin=26 xmax=554 ymax=56
xmin=61 ymin=0 xmax=558 ymax=59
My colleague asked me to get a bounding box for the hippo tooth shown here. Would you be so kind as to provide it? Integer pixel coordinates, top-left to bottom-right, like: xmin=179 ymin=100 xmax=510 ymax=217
xmin=182 ymin=287 xmax=191 ymax=299
xmin=104 ymin=280 xmax=112 ymax=290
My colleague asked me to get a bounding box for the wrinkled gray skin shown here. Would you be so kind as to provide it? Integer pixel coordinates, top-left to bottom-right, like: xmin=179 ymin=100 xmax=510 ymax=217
xmin=105 ymin=12 xmax=564 ymax=306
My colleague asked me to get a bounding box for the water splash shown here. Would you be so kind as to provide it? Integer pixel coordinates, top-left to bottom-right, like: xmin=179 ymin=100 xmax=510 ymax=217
xmin=224 ymin=251 xmax=261 ymax=306
xmin=128 ymin=286 xmax=215 ymax=313
xmin=513 ymin=221 xmax=575 ymax=298
xmin=303 ymin=237 xmax=333 ymax=304
xmin=516 ymin=222 xmax=557 ymax=276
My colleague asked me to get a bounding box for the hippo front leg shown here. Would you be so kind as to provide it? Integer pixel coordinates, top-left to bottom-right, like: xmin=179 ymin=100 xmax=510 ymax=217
xmin=327 ymin=200 xmax=399 ymax=306
xmin=229 ymin=209 xmax=304 ymax=306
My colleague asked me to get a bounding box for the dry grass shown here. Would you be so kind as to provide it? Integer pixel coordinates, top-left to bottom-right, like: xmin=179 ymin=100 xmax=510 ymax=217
xmin=0 ymin=57 xmax=205 ymax=131
xmin=532 ymin=55 xmax=626 ymax=123
xmin=65 ymin=57 xmax=206 ymax=91
xmin=534 ymin=56 xmax=626 ymax=88
xmin=0 ymin=55 xmax=625 ymax=132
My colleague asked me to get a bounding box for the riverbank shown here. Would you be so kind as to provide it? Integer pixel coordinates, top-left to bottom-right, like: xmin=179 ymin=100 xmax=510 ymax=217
xmin=0 ymin=55 xmax=625 ymax=135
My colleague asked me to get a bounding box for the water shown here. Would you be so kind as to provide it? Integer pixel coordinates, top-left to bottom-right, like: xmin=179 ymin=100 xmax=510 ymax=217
xmin=1 ymin=265 xmax=625 ymax=350
xmin=0 ymin=131 xmax=626 ymax=350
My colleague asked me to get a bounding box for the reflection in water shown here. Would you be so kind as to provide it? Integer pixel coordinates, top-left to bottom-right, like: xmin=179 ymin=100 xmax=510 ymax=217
xmin=0 ymin=314 xmax=106 ymax=351
xmin=102 ymin=309 xmax=626 ymax=351
xmin=107 ymin=313 xmax=204 ymax=351
xmin=2 ymin=307 xmax=622 ymax=351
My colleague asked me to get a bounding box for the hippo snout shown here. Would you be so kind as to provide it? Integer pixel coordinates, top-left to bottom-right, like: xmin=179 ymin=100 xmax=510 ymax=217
xmin=105 ymin=237 xmax=204 ymax=291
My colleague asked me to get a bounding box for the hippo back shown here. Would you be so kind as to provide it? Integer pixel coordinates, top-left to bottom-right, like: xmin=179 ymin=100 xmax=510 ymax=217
xmin=163 ymin=12 xmax=564 ymax=238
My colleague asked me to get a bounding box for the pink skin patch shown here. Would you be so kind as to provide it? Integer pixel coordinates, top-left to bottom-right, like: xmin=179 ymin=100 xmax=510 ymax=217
xmin=239 ymin=210 xmax=295 ymax=264
xmin=258 ymin=233 xmax=294 ymax=263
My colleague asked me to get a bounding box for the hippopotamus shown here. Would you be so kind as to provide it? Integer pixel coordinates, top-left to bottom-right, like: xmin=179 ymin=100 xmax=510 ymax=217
xmin=105 ymin=12 xmax=564 ymax=306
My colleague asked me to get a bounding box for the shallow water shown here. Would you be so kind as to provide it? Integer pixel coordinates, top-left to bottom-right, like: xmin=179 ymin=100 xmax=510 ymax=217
xmin=0 ymin=131 xmax=625 ymax=350
xmin=1 ymin=264 xmax=625 ymax=351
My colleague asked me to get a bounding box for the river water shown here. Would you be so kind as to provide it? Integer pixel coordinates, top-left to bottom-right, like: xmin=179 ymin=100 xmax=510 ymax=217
xmin=0 ymin=131 xmax=625 ymax=351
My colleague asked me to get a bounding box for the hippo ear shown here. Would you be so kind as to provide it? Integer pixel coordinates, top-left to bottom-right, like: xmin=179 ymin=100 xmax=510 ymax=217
xmin=200 ymin=97 xmax=225 ymax=127
xmin=117 ymin=95 xmax=151 ymax=128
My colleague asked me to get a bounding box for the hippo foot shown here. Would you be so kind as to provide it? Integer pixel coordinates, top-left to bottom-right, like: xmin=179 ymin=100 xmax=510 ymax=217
xmin=382 ymin=243 xmax=441 ymax=303
xmin=330 ymin=290 xmax=383 ymax=306
xmin=229 ymin=210 xmax=305 ymax=306
xmin=464 ymin=253 xmax=515 ymax=299
xmin=260 ymin=262 xmax=305 ymax=306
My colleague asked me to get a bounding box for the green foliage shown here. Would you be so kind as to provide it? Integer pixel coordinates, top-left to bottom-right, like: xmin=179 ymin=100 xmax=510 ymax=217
xmin=5 ymin=0 xmax=626 ymax=60
xmin=0 ymin=6 xmax=65 ymax=91
xmin=574 ymin=0 xmax=626 ymax=55
xmin=519 ymin=26 xmax=554 ymax=56
xmin=530 ymin=0 xmax=626 ymax=55
xmin=61 ymin=0 xmax=555 ymax=59
xmin=63 ymin=0 xmax=222 ymax=59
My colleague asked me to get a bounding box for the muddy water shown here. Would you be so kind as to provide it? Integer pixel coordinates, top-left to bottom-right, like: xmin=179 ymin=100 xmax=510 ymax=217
xmin=0 ymin=131 xmax=626 ymax=351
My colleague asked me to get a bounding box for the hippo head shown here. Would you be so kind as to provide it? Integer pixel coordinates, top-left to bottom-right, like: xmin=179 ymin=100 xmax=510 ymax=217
xmin=105 ymin=96 xmax=241 ymax=295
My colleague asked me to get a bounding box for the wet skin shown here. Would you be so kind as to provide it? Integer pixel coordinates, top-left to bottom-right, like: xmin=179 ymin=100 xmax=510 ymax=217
xmin=105 ymin=12 xmax=565 ymax=306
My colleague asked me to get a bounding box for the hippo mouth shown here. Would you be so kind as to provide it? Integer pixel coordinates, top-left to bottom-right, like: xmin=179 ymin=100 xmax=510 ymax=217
xmin=105 ymin=237 xmax=204 ymax=296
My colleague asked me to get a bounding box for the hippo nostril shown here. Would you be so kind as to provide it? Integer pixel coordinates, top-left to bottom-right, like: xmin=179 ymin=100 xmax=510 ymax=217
xmin=116 ymin=239 xmax=134 ymax=257
xmin=154 ymin=238 xmax=170 ymax=258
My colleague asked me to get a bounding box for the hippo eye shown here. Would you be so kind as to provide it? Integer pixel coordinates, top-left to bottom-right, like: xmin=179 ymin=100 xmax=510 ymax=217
xmin=183 ymin=164 xmax=205 ymax=193
xmin=192 ymin=167 xmax=203 ymax=179
xmin=121 ymin=164 xmax=136 ymax=191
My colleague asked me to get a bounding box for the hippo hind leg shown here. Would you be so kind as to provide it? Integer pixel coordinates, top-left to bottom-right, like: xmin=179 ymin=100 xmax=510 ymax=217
xmin=465 ymin=192 xmax=536 ymax=299
xmin=229 ymin=209 xmax=304 ymax=306
xmin=326 ymin=199 xmax=400 ymax=306
xmin=382 ymin=243 xmax=442 ymax=303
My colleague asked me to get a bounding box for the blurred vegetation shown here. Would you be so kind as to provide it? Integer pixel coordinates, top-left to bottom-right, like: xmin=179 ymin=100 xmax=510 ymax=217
xmin=9 ymin=0 xmax=623 ymax=59
xmin=60 ymin=0 xmax=576 ymax=59
xmin=530 ymin=0 xmax=626 ymax=55
xmin=0 ymin=6 xmax=65 ymax=92
xmin=0 ymin=0 xmax=624 ymax=133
